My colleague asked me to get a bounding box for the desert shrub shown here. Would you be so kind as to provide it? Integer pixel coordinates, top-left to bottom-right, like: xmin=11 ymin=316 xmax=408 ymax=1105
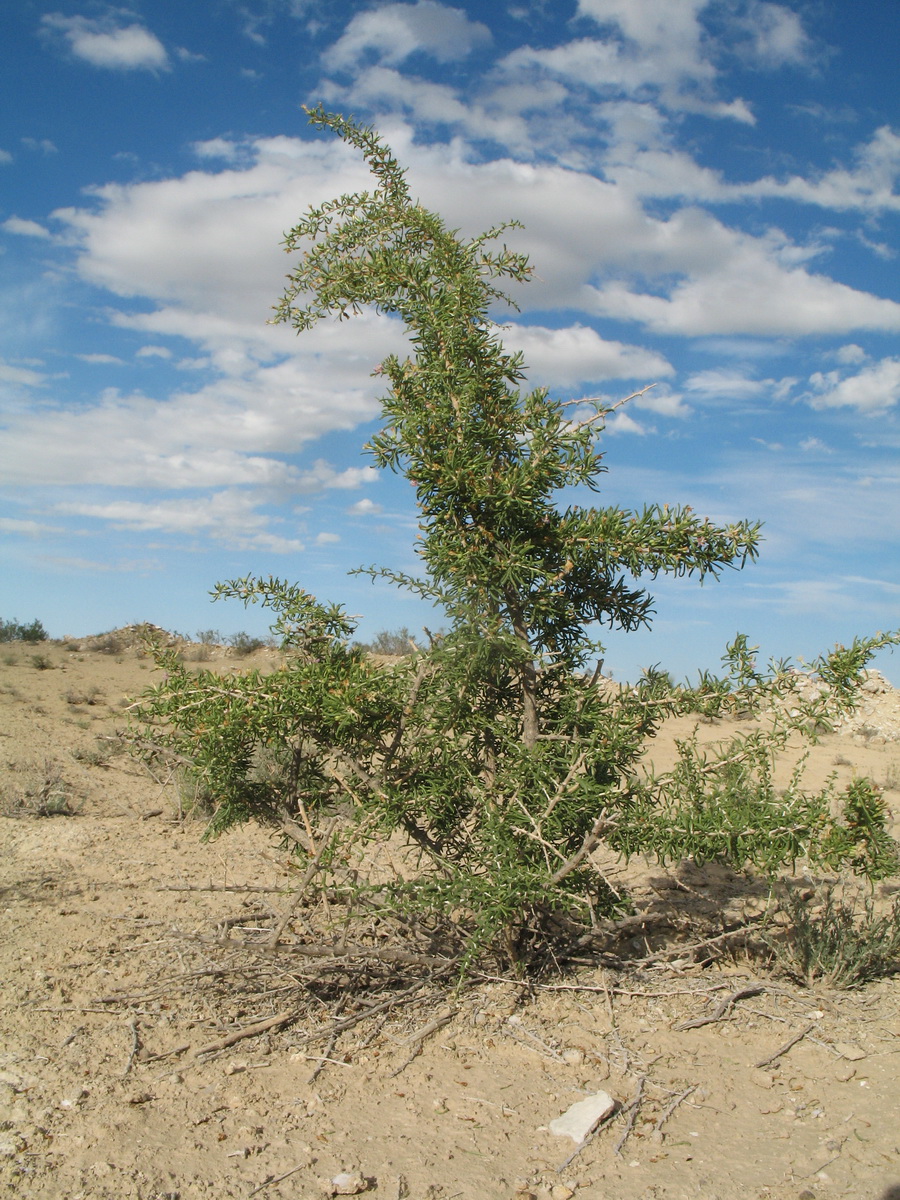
xmin=196 ymin=629 xmax=223 ymax=645
xmin=356 ymin=627 xmax=418 ymax=656
xmin=93 ymin=631 xmax=124 ymax=655
xmin=30 ymin=653 xmax=53 ymax=671
xmin=131 ymin=109 xmax=900 ymax=974
xmin=0 ymin=618 xmax=48 ymax=644
xmin=72 ymin=744 xmax=110 ymax=767
xmin=66 ymin=686 xmax=104 ymax=706
xmin=227 ymin=631 xmax=267 ymax=657
xmin=767 ymin=886 xmax=900 ymax=988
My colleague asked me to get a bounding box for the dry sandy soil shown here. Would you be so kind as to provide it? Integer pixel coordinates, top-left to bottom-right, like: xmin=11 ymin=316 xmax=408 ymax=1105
xmin=1 ymin=634 xmax=899 ymax=1200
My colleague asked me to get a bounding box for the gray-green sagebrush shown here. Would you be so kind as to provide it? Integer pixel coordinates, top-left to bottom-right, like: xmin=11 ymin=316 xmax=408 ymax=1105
xmin=132 ymin=108 xmax=899 ymax=971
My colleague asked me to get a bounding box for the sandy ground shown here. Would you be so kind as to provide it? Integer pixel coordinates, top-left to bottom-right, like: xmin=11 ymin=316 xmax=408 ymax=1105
xmin=1 ymin=636 xmax=899 ymax=1200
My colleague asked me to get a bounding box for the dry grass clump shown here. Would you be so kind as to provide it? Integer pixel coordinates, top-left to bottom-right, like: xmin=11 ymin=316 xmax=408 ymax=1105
xmin=1 ymin=759 xmax=80 ymax=818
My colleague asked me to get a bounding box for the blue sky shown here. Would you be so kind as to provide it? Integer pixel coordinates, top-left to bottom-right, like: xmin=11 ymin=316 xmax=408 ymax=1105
xmin=1 ymin=0 xmax=898 ymax=683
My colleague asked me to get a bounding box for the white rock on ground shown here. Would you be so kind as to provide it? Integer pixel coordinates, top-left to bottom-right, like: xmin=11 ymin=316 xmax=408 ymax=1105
xmin=548 ymin=1091 xmax=617 ymax=1143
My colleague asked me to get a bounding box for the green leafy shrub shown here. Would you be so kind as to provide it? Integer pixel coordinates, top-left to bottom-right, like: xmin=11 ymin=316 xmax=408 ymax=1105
xmin=131 ymin=109 xmax=899 ymax=974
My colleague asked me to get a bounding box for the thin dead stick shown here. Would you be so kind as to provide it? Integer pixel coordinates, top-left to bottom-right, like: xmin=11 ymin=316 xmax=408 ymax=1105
xmin=754 ymin=1022 xmax=816 ymax=1069
xmin=193 ymin=933 xmax=450 ymax=970
xmin=193 ymin=1010 xmax=296 ymax=1058
xmin=613 ymin=1075 xmax=646 ymax=1155
xmin=307 ymin=994 xmax=347 ymax=1084
xmin=143 ymin=1043 xmax=191 ymax=1064
xmin=389 ymin=1007 xmax=456 ymax=1078
xmin=300 ymin=977 xmax=444 ymax=1046
xmin=268 ymin=817 xmax=339 ymax=947
xmin=122 ymin=1018 xmax=141 ymax=1077
xmin=556 ymin=1121 xmax=606 ymax=1174
xmin=295 ymin=1052 xmax=353 ymax=1069
xmin=248 ymin=1160 xmax=309 ymax=1197
xmin=535 ymin=982 xmax=733 ymax=999
xmin=308 ymin=1029 xmax=341 ymax=1084
xmin=674 ymin=984 xmax=765 ymax=1030
xmin=159 ymin=884 xmax=290 ymax=894
xmin=654 ymin=1084 xmax=698 ymax=1136
xmin=219 ymin=910 xmax=276 ymax=930
xmin=503 ymin=1023 xmax=565 ymax=1063
xmin=634 ymin=921 xmax=766 ymax=966
xmin=36 ymin=1006 xmax=136 ymax=1015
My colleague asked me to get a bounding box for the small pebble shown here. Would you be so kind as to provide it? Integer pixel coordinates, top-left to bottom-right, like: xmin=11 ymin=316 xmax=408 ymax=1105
xmin=325 ymin=1171 xmax=368 ymax=1196
xmin=833 ymin=1042 xmax=866 ymax=1061
xmin=751 ymin=1070 xmax=774 ymax=1089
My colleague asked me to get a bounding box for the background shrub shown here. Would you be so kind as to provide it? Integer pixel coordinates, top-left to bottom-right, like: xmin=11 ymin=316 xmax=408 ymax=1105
xmin=0 ymin=618 xmax=48 ymax=644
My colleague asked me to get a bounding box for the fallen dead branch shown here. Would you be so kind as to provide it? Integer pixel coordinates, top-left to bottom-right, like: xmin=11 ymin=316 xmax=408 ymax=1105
xmin=673 ymin=983 xmax=766 ymax=1030
xmin=633 ymin=917 xmax=768 ymax=967
xmin=502 ymin=1017 xmax=565 ymax=1062
xmin=193 ymin=1010 xmax=297 ymax=1057
xmin=654 ymin=1084 xmax=698 ymax=1136
xmin=754 ymin=1021 xmax=816 ymax=1069
xmin=613 ymin=1074 xmax=647 ymax=1155
xmin=302 ymin=977 xmax=444 ymax=1044
xmin=188 ymin=932 xmax=452 ymax=971
xmin=389 ymin=1005 xmax=456 ymax=1077
xmin=248 ymin=1161 xmax=309 ymax=1197
xmin=122 ymin=1018 xmax=142 ymax=1076
xmin=158 ymin=884 xmax=291 ymax=893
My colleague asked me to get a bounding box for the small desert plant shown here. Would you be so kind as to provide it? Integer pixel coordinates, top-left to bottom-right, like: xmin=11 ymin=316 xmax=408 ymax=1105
xmin=767 ymin=886 xmax=900 ymax=988
xmin=30 ymin=653 xmax=53 ymax=671
xmin=3 ymin=760 xmax=78 ymax=818
xmin=66 ymin=686 xmax=104 ymax=706
xmin=72 ymin=740 xmax=113 ymax=767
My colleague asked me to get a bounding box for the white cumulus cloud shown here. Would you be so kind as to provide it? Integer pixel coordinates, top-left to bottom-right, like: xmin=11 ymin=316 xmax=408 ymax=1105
xmin=497 ymin=322 xmax=673 ymax=386
xmin=807 ymin=358 xmax=900 ymax=413
xmin=56 ymin=490 xmax=304 ymax=552
xmin=347 ymin=498 xmax=384 ymax=516
xmin=2 ymin=216 xmax=52 ymax=239
xmin=324 ymin=0 xmax=491 ymax=70
xmin=41 ymin=12 xmax=169 ymax=71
